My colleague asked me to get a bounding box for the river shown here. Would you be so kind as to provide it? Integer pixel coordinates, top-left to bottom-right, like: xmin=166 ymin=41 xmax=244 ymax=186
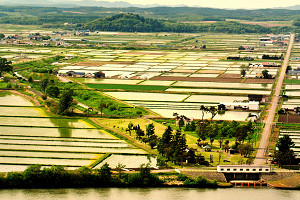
xmin=0 ymin=187 xmax=298 ymax=200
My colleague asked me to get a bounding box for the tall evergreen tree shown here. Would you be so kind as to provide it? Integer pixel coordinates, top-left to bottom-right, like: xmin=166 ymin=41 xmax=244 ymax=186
xmin=58 ymin=89 xmax=74 ymax=115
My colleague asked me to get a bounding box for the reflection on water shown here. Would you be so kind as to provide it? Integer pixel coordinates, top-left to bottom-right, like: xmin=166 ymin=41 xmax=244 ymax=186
xmin=50 ymin=118 xmax=74 ymax=138
xmin=0 ymin=188 xmax=298 ymax=200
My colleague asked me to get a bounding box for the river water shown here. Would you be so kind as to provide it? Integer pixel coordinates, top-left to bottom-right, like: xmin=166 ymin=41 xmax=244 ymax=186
xmin=0 ymin=187 xmax=298 ymax=200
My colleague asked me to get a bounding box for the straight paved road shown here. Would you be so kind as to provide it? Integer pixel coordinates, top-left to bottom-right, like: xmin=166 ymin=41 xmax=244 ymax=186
xmin=254 ymin=34 xmax=295 ymax=165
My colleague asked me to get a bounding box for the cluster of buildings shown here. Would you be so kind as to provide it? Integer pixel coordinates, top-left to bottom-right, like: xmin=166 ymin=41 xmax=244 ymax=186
xmin=58 ymin=66 xmax=105 ymax=78
xmin=218 ymin=95 xmax=265 ymax=112
xmin=259 ymin=34 xmax=290 ymax=47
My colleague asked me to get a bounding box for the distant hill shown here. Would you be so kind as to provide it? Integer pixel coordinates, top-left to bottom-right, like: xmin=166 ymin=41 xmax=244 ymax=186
xmin=0 ymin=0 xmax=134 ymax=7
xmin=85 ymin=13 xmax=165 ymax=32
xmin=84 ymin=13 xmax=294 ymax=34
xmin=282 ymin=5 xmax=300 ymax=10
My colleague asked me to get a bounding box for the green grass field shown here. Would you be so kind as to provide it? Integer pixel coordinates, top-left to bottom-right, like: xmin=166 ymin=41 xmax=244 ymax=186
xmin=285 ymin=79 xmax=300 ymax=84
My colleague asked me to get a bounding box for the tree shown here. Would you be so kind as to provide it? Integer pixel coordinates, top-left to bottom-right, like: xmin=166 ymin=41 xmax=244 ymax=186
xmin=262 ymin=69 xmax=269 ymax=79
xmin=28 ymin=76 xmax=33 ymax=83
xmin=178 ymin=117 xmax=185 ymax=129
xmin=172 ymin=129 xmax=187 ymax=165
xmin=208 ymin=106 xmax=218 ymax=121
xmin=0 ymin=57 xmax=12 ymax=77
xmin=58 ymin=89 xmax=74 ymax=115
xmin=135 ymin=125 xmax=145 ymax=140
xmin=157 ymin=126 xmax=173 ymax=157
xmin=98 ymin=163 xmax=112 ymax=182
xmin=149 ymin=134 xmax=158 ymax=149
xmin=126 ymin=121 xmax=134 ymax=135
xmin=235 ymin=125 xmax=249 ymax=143
xmin=46 ymin=85 xmax=60 ymax=98
xmin=200 ymin=105 xmax=209 ymax=121
xmin=274 ymin=135 xmax=297 ymax=167
xmin=207 ymin=123 xmax=218 ymax=145
xmin=241 ymin=69 xmax=246 ymax=77
xmin=98 ymin=100 xmax=106 ymax=117
xmin=146 ymin=123 xmax=155 ymax=138
xmin=23 ymin=164 xmax=42 ymax=187
xmin=196 ymin=120 xmax=209 ymax=141
xmin=115 ymin=163 xmax=126 ymax=179
xmin=277 ymin=135 xmax=295 ymax=152
xmin=286 ymin=65 xmax=292 ymax=74
xmin=0 ymin=33 xmax=5 ymax=39
xmin=238 ymin=143 xmax=253 ymax=157
xmin=40 ymin=78 xmax=49 ymax=91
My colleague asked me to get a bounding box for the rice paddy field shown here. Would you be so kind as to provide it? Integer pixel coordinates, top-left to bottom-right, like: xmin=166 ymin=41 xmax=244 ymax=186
xmin=51 ymin=33 xmax=287 ymax=121
xmin=0 ymin=94 xmax=155 ymax=172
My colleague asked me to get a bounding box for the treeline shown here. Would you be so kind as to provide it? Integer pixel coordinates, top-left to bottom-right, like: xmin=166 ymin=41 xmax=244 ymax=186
xmin=0 ymin=164 xmax=162 ymax=188
xmin=0 ymin=6 xmax=300 ymax=22
xmin=85 ymin=13 xmax=294 ymax=34
xmin=0 ymin=164 xmax=219 ymax=189
xmin=0 ymin=15 xmax=100 ymax=26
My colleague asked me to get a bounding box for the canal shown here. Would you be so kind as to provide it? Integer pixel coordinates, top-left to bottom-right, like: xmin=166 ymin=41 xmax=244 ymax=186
xmin=0 ymin=187 xmax=298 ymax=200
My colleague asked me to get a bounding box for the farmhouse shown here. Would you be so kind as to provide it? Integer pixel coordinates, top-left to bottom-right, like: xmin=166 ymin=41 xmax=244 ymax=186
xmin=248 ymin=95 xmax=266 ymax=103
xmin=262 ymin=62 xmax=281 ymax=67
xmin=288 ymin=67 xmax=300 ymax=76
xmin=218 ymin=101 xmax=259 ymax=111
xmin=58 ymin=69 xmax=105 ymax=78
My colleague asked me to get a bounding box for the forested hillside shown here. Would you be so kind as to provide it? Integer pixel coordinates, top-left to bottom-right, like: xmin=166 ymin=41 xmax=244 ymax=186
xmin=84 ymin=13 xmax=293 ymax=34
xmin=0 ymin=6 xmax=298 ymax=33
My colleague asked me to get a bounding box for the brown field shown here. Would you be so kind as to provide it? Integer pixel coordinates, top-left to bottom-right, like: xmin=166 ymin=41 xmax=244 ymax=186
xmin=219 ymin=74 xmax=241 ymax=78
xmin=243 ymin=79 xmax=275 ymax=84
xmin=240 ymin=22 xmax=292 ymax=27
xmin=278 ymin=115 xmax=300 ymax=123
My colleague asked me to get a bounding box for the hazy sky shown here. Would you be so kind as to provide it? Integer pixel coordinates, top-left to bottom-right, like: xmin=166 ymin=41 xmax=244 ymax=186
xmin=86 ymin=0 xmax=299 ymax=9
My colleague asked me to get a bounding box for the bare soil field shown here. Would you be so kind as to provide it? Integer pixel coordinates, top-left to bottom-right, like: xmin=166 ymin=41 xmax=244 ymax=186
xmin=243 ymin=79 xmax=275 ymax=84
xmin=219 ymin=74 xmax=241 ymax=78
xmin=278 ymin=115 xmax=300 ymax=123
xmin=240 ymin=22 xmax=292 ymax=27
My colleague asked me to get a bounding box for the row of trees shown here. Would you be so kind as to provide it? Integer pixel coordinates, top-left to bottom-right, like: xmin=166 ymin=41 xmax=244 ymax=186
xmin=0 ymin=164 xmax=163 ymax=189
xmin=126 ymin=122 xmax=158 ymax=148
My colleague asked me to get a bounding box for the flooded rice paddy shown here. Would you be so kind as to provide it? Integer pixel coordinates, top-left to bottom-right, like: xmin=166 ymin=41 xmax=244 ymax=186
xmin=0 ymin=94 xmax=150 ymax=171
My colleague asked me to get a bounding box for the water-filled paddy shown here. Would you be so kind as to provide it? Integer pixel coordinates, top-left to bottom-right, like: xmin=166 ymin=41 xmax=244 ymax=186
xmin=94 ymin=154 xmax=157 ymax=169
xmin=184 ymin=95 xmax=248 ymax=103
xmin=0 ymin=95 xmax=33 ymax=106
xmin=105 ymin=92 xmax=188 ymax=102
xmin=166 ymin=88 xmax=271 ymax=95
xmin=0 ymin=106 xmax=45 ymax=117
xmin=173 ymin=81 xmax=272 ymax=89
xmin=0 ymin=116 xmax=89 ymax=128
